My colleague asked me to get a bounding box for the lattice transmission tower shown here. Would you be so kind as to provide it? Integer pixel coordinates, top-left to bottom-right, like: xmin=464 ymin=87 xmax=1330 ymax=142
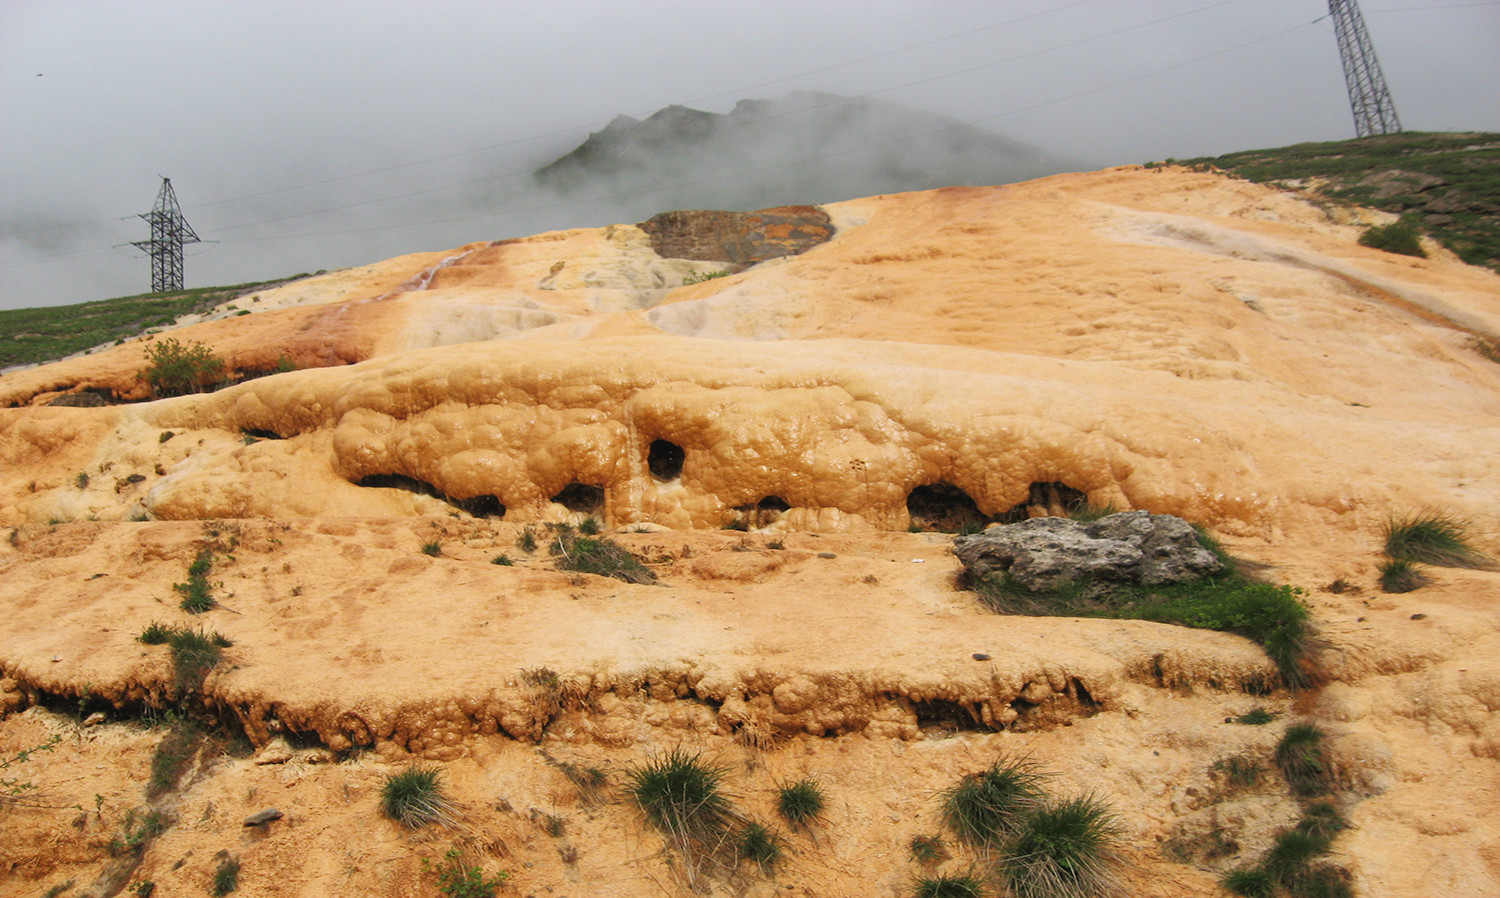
xmin=1328 ymin=0 xmax=1401 ymax=138
xmin=132 ymin=177 xmax=200 ymax=292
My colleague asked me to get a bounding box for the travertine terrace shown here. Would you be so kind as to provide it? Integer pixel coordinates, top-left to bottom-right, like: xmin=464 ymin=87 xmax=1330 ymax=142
xmin=2 ymin=167 xmax=1499 ymax=897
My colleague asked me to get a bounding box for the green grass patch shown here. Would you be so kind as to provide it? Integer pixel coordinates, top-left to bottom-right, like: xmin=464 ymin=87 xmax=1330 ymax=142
xmin=941 ymin=756 xmax=1047 ymax=846
xmin=1358 ymin=219 xmax=1427 ymax=257
xmin=1275 ymin=722 xmax=1333 ymax=798
xmin=908 ymin=834 xmax=947 ymax=865
xmin=148 ymin=722 xmax=202 ymax=798
xmin=1384 ymin=511 xmax=1492 ymax=568
xmin=1231 ymin=706 xmax=1277 ymax=726
xmin=380 ymin=765 xmax=457 ymax=828
xmin=137 ymin=623 xmax=232 ymax=693
xmin=974 ymin=570 xmax=1312 ymax=687
xmin=550 ymin=532 xmax=656 ymax=583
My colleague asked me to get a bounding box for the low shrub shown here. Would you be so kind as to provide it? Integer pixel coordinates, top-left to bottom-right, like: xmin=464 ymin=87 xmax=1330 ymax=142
xmin=1275 ymin=722 xmax=1333 ymax=797
xmin=775 ymin=777 xmax=827 ymax=829
xmin=140 ymin=337 xmax=226 ymax=398
xmin=380 ymin=765 xmax=457 ymax=828
xmin=426 ymin=847 xmax=507 ymax=898
xmin=1000 ymin=795 xmax=1123 ymax=898
xmin=1384 ymin=511 xmax=1491 ymax=568
xmin=1378 ymin=558 xmax=1429 ymax=593
xmin=941 ymin=756 xmax=1047 ymax=846
xmin=421 ymin=541 xmax=443 ymax=557
xmin=1358 ymin=219 xmax=1426 ymax=258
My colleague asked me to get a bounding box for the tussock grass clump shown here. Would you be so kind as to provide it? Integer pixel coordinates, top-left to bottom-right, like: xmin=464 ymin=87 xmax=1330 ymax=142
xmin=737 ymin=822 xmax=782 ymax=872
xmin=1378 ymin=558 xmax=1429 ymax=593
xmin=941 ymin=757 xmax=1047 ymax=846
xmin=1231 ymin=706 xmax=1277 ymax=726
xmin=626 ymin=749 xmax=732 ymax=840
xmin=914 ymin=872 xmax=985 ymax=898
xmin=1000 ymin=795 xmax=1124 ymax=898
xmin=1384 ymin=511 xmax=1491 ymax=569
xmin=558 ymin=761 xmax=609 ymax=806
xmin=1223 ymin=866 xmax=1276 ymax=898
xmin=1212 ymin=754 xmax=1263 ymax=792
xmin=173 ymin=548 xmax=217 ymax=613
xmin=380 ymin=765 xmax=457 ymax=828
xmin=421 ymin=540 xmax=443 ymax=557
xmin=909 ymin=833 xmax=948 ymax=865
xmin=775 ymin=777 xmax=827 ymax=829
xmin=1275 ymin=722 xmax=1333 ymax=797
xmin=211 ymin=856 xmax=240 ymax=896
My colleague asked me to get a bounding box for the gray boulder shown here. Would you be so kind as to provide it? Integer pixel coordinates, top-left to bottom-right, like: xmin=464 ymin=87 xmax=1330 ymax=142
xmin=952 ymin=511 xmax=1222 ymax=591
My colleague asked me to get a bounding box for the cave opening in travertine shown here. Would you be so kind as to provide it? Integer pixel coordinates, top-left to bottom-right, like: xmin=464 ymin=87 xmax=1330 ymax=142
xmin=996 ymin=481 xmax=1091 ymax=522
xmin=552 ymin=482 xmax=605 ymax=516
xmin=356 ymin=473 xmax=506 ymax=518
xmin=647 ymin=439 xmax=685 ymax=481
xmin=906 ymin=482 xmax=988 ymax=532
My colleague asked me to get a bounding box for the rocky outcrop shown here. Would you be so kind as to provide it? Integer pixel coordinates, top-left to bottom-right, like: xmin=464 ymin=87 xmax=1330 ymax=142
xmin=952 ymin=511 xmax=1224 ymax=591
xmin=637 ymin=206 xmax=833 ymax=265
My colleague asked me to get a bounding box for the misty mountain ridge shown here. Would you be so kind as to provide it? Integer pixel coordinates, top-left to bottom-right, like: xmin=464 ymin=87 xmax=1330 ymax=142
xmin=533 ymin=90 xmax=1084 ymax=212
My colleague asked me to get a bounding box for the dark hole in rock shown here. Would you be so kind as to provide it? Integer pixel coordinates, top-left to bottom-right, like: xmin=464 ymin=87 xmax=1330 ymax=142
xmin=454 ymin=495 xmax=506 ymax=518
xmin=648 ymin=439 xmax=685 ymax=481
xmin=356 ymin=473 xmax=505 ymax=518
xmin=912 ymin=698 xmax=987 ymax=734
xmin=730 ymin=496 xmax=791 ymax=530
xmin=994 ymin=481 xmax=1090 ymax=524
xmin=47 ymin=387 xmax=118 ymax=408
xmin=906 ymin=482 xmax=988 ymax=532
xmin=241 ymin=428 xmax=283 ymax=441
xmin=552 ymin=482 xmax=604 ymax=515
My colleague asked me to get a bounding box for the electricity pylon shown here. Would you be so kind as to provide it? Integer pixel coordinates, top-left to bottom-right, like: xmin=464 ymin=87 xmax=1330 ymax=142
xmin=132 ymin=177 xmax=200 ymax=292
xmin=1328 ymin=0 xmax=1401 ymax=138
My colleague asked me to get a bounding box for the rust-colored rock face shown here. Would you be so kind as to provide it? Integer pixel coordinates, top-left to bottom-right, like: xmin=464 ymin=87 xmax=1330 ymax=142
xmin=637 ymin=205 xmax=833 ymax=264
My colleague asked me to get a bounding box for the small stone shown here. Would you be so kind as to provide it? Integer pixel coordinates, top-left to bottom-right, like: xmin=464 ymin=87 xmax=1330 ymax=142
xmin=972 ymin=653 xmax=991 ymax=661
xmin=817 ymin=552 xmax=836 ymax=559
xmin=83 ymin=711 xmax=107 ymax=727
xmin=243 ymin=808 xmax=283 ymax=826
xmin=1410 ymin=613 xmax=1427 ymax=620
xmin=51 ymin=655 xmax=61 ymax=663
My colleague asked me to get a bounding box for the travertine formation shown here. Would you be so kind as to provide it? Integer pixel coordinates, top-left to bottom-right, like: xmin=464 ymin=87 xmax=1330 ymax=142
xmin=1 ymin=167 xmax=1498 ymax=897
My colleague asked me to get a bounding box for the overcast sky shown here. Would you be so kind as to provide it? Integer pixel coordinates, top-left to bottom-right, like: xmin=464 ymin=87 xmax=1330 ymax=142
xmin=2 ymin=0 xmax=1497 ymax=311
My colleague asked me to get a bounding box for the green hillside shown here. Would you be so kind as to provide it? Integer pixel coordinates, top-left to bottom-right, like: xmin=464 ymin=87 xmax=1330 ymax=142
xmin=1173 ymin=131 xmax=1500 ymax=273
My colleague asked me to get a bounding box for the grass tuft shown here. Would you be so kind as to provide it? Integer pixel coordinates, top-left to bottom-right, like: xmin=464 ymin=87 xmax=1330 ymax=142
xmin=737 ymin=822 xmax=782 ymax=872
xmin=421 ymin=540 xmax=443 ymax=557
xmin=380 ymin=765 xmax=457 ymax=828
xmin=1223 ymin=866 xmax=1276 ymax=898
xmin=625 ymin=749 xmax=732 ymax=841
xmin=1275 ymin=722 xmax=1333 ymax=798
xmin=909 ymin=833 xmax=948 ymax=865
xmin=1384 ymin=511 xmax=1491 ymax=568
xmin=913 ymin=872 xmax=985 ymax=898
xmin=941 ymin=756 xmax=1047 ymax=846
xmin=1231 ymin=706 xmax=1277 ymax=726
xmin=490 ymin=553 xmax=513 ymax=566
xmin=1378 ymin=559 xmax=1429 ymax=593
xmin=1000 ymin=795 xmax=1123 ymax=898
xmin=775 ymin=777 xmax=827 ymax=829
xmin=211 ymin=857 xmax=239 ymax=896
